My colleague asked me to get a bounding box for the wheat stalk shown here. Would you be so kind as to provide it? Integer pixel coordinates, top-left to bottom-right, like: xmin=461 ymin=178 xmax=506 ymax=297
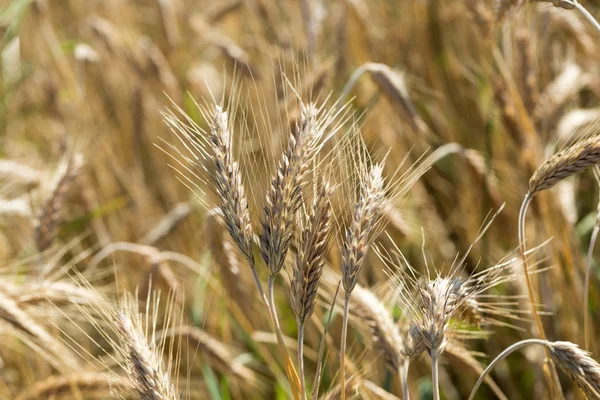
xmin=469 ymin=339 xmax=600 ymax=400
xmin=340 ymin=163 xmax=386 ymax=400
xmin=519 ymin=132 xmax=600 ymax=393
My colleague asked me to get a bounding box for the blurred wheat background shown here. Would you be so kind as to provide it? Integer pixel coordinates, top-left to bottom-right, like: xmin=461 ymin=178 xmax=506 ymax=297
xmin=3 ymin=0 xmax=600 ymax=399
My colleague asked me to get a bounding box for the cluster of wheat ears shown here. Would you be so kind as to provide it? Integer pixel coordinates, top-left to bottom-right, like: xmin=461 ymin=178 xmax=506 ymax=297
xmin=7 ymin=0 xmax=600 ymax=398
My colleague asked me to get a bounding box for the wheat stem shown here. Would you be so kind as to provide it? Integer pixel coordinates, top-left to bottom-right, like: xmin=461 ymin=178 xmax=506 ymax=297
xmin=401 ymin=358 xmax=410 ymax=400
xmin=267 ymin=275 xmax=288 ymax=362
xmin=585 ymin=223 xmax=599 ymax=350
xmin=518 ymin=193 xmax=546 ymax=340
xmin=568 ymin=1 xmax=600 ymax=34
xmin=468 ymin=339 xmax=549 ymax=400
xmin=249 ymin=255 xmax=270 ymax=319
xmin=518 ymin=193 xmax=564 ymax=397
xmin=312 ymin=281 xmax=341 ymax=400
xmin=298 ymin=323 xmax=306 ymax=400
xmin=340 ymin=292 xmax=351 ymax=400
xmin=431 ymin=348 xmax=441 ymax=400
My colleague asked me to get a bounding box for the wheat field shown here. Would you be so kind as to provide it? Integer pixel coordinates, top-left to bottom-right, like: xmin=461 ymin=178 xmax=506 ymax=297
xmin=3 ymin=0 xmax=600 ymax=399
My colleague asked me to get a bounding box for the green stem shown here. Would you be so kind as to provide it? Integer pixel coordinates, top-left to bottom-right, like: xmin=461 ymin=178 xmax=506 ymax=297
xmin=298 ymin=323 xmax=306 ymax=400
xmin=340 ymin=292 xmax=351 ymax=400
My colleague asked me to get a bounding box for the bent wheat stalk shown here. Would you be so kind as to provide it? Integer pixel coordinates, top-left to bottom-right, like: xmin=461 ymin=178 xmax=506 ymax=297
xmin=469 ymin=339 xmax=600 ymax=400
xmin=519 ymin=132 xmax=600 ymax=394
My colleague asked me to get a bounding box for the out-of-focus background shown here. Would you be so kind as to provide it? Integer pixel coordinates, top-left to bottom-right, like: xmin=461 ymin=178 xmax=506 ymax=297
xmin=2 ymin=0 xmax=600 ymax=399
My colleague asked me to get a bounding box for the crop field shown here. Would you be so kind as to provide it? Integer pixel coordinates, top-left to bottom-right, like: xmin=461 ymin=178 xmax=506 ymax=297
xmin=2 ymin=0 xmax=600 ymax=399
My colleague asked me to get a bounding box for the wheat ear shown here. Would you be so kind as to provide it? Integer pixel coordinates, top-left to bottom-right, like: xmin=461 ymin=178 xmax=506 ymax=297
xmin=340 ymin=164 xmax=385 ymax=400
xmin=291 ymin=180 xmax=334 ymax=399
xmin=116 ymin=310 xmax=177 ymax=399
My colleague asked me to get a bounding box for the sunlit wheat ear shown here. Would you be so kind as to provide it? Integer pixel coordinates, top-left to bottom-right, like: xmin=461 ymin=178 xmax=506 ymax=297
xmin=529 ymin=132 xmax=600 ymax=194
xmin=161 ymin=99 xmax=253 ymax=261
xmin=548 ymin=341 xmax=600 ymax=398
xmin=34 ymin=152 xmax=84 ymax=253
xmin=259 ymin=102 xmax=320 ymax=277
xmin=470 ymin=339 xmax=600 ymax=400
xmin=291 ymin=180 xmax=334 ymax=325
xmin=341 ymin=164 xmax=386 ymax=294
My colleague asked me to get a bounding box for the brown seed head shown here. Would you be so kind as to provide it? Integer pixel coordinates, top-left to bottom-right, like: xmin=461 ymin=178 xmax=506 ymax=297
xmin=342 ymin=164 xmax=385 ymax=293
xmin=260 ymin=103 xmax=320 ymax=276
xmin=291 ymin=180 xmax=334 ymax=325
xmin=209 ymin=105 xmax=254 ymax=260
xmin=529 ymin=132 xmax=600 ymax=194
xmin=548 ymin=341 xmax=600 ymax=398
xmin=116 ymin=311 xmax=177 ymax=399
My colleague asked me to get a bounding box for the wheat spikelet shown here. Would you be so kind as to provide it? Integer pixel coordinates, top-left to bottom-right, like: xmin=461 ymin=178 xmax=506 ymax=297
xmin=529 ymin=132 xmax=600 ymax=194
xmin=15 ymin=372 xmax=130 ymax=400
xmin=291 ymin=180 xmax=334 ymax=325
xmin=34 ymin=153 xmax=84 ymax=252
xmin=548 ymin=341 xmax=600 ymax=398
xmin=401 ymin=325 xmax=426 ymax=360
xmin=260 ymin=103 xmax=320 ymax=277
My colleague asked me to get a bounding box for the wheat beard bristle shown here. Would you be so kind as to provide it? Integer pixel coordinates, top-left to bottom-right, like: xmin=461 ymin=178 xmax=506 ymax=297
xmin=291 ymin=180 xmax=334 ymax=325
xmin=209 ymin=105 xmax=254 ymax=260
xmin=342 ymin=164 xmax=385 ymax=293
xmin=529 ymin=133 xmax=600 ymax=194
xmin=548 ymin=341 xmax=600 ymax=398
xmin=260 ymin=103 xmax=319 ymax=277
